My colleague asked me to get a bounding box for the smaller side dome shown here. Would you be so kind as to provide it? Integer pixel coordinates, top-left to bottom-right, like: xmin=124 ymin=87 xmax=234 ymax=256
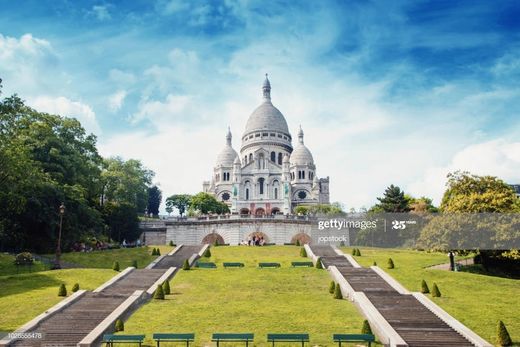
xmin=216 ymin=127 xmax=238 ymax=167
xmin=290 ymin=126 xmax=314 ymax=165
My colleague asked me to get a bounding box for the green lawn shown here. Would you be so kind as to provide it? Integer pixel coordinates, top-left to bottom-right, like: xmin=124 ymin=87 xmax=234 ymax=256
xmin=57 ymin=245 xmax=173 ymax=269
xmin=343 ymin=247 xmax=520 ymax=345
xmin=123 ymin=246 xmax=371 ymax=346
xmin=0 ymin=268 xmax=115 ymax=331
xmin=0 ymin=253 xmax=49 ymax=276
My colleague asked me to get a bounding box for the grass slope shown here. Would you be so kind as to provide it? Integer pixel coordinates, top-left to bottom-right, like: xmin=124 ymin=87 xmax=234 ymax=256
xmin=0 ymin=253 xmax=48 ymax=276
xmin=0 ymin=268 xmax=115 ymax=331
xmin=344 ymin=247 xmax=520 ymax=345
xmin=123 ymin=246 xmax=369 ymax=346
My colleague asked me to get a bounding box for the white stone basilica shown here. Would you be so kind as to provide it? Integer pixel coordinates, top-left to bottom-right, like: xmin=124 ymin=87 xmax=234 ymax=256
xmin=203 ymin=75 xmax=330 ymax=215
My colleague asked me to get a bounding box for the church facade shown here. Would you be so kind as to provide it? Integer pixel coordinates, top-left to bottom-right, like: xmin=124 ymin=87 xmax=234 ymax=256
xmin=203 ymin=75 xmax=330 ymax=215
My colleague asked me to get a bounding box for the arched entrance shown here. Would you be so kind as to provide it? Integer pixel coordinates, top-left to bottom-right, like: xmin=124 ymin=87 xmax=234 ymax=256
xmin=248 ymin=231 xmax=270 ymax=245
xmin=255 ymin=208 xmax=265 ymax=216
xmin=240 ymin=208 xmax=250 ymax=215
xmin=291 ymin=232 xmax=311 ymax=245
xmin=202 ymin=232 xmax=225 ymax=245
xmin=271 ymin=207 xmax=281 ymax=215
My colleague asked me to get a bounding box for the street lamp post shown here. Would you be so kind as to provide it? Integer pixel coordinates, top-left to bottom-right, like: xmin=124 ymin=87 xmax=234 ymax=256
xmin=54 ymin=203 xmax=65 ymax=270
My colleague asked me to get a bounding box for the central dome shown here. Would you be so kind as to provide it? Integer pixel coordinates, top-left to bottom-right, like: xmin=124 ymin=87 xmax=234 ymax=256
xmin=243 ymin=75 xmax=290 ymax=135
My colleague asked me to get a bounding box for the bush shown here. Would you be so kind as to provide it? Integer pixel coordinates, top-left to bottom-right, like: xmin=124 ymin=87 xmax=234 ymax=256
xmin=114 ymin=318 xmax=124 ymax=332
xmin=182 ymin=259 xmax=190 ymax=270
xmin=329 ymin=281 xmax=336 ymax=294
xmin=431 ymin=283 xmax=441 ymax=297
xmin=131 ymin=260 xmax=138 ymax=268
xmin=154 ymin=285 xmax=165 ymax=299
xmin=204 ymin=248 xmax=211 ymax=258
xmin=333 ymin=284 xmax=343 ymax=299
xmin=71 ymin=283 xmax=80 ymax=292
xmin=295 ymin=239 xmax=301 ymax=247
xmin=497 ymin=320 xmax=513 ymax=346
xmin=112 ymin=261 xmax=120 ymax=272
xmin=361 ymin=320 xmax=373 ymax=335
xmin=421 ymin=280 xmax=430 ymax=294
xmin=387 ymin=258 xmax=394 ymax=269
xmin=373 ymin=261 xmax=377 ymax=266
xmin=151 ymin=248 xmax=158 ymax=255
xmin=168 ymin=240 xmax=174 ymax=247
xmin=340 ymin=240 xmax=345 ymax=247
xmin=356 ymin=249 xmax=362 ymax=256
xmin=14 ymin=252 xmax=34 ymax=265
xmin=58 ymin=284 xmax=67 ymax=297
xmin=156 ymin=248 xmax=161 ymax=256
xmin=213 ymin=239 xmax=219 ymax=247
xmin=300 ymin=247 xmax=307 ymax=257
xmin=352 ymin=248 xmax=357 ymax=256
xmin=162 ymin=280 xmax=171 ymax=295
xmin=315 ymin=257 xmax=323 ymax=269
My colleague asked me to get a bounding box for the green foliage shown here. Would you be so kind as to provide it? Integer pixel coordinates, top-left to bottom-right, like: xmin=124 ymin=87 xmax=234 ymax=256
xmin=189 ymin=192 xmax=229 ymax=215
xmin=213 ymin=239 xmax=219 ymax=247
xmin=162 ymin=280 xmax=171 ymax=295
xmin=156 ymin=248 xmax=161 ymax=256
xmin=102 ymin=201 xmax=140 ymax=244
xmin=352 ymin=248 xmax=357 ymax=256
xmin=373 ymin=184 xmax=411 ymax=212
xmin=333 ymin=283 xmax=343 ymax=299
xmin=300 ymin=247 xmax=307 ymax=257
xmin=356 ymin=249 xmax=362 ymax=256
xmin=58 ymin=284 xmax=67 ymax=297
xmin=182 ymin=259 xmax=190 ymax=270
xmin=294 ymin=203 xmax=344 ymax=216
xmin=165 ymin=194 xmax=192 ymax=216
xmin=112 ymin=261 xmax=120 ymax=272
xmin=154 ymin=284 xmax=165 ymax=299
xmin=387 ymin=258 xmax=395 ymax=269
xmin=409 ymin=196 xmax=439 ymax=213
xmin=421 ymin=279 xmax=430 ymax=294
xmin=315 ymin=257 xmax=323 ymax=269
xmin=497 ymin=320 xmax=512 ymax=346
xmin=114 ymin=318 xmax=124 ymax=332
xmin=329 ymin=281 xmax=336 ymax=294
xmin=295 ymin=239 xmax=300 ymax=247
xmin=71 ymin=283 xmax=80 ymax=292
xmin=168 ymin=240 xmax=174 ymax=247
xmin=14 ymin=252 xmax=34 ymax=265
xmin=431 ymin=283 xmax=441 ymax=297
xmin=203 ymin=248 xmax=211 ymax=258
xmin=131 ymin=260 xmax=138 ymax=268
xmin=361 ymin=320 xmax=373 ymax=335
xmin=373 ymin=261 xmax=377 ymax=266
xmin=147 ymin=185 xmax=162 ymax=217
xmin=151 ymin=248 xmax=157 ymax=256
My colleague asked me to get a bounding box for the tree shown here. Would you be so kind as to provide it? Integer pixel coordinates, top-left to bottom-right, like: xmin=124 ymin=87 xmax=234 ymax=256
xmin=431 ymin=283 xmax=441 ymax=297
xmin=112 ymin=261 xmax=120 ymax=271
xmin=147 ymin=185 xmax=162 ymax=217
xmin=58 ymin=284 xmax=67 ymax=296
xmin=329 ymin=281 xmax=335 ymax=294
xmin=103 ymin=202 xmax=140 ymax=243
xmin=182 ymin=259 xmax=190 ymax=270
xmin=497 ymin=320 xmax=513 ymax=346
xmin=333 ymin=284 xmax=343 ymax=299
xmin=165 ymin=194 xmax=192 ymax=216
xmin=154 ymin=285 xmax=165 ymax=300
xmin=387 ymin=258 xmax=395 ymax=269
xmin=374 ymin=185 xmax=410 ymax=212
xmin=162 ymin=280 xmax=171 ymax=295
xmin=421 ymin=280 xmax=430 ymax=294
xmin=190 ymin=192 xmax=229 ymax=215
xmin=409 ymin=196 xmax=439 ymax=213
xmin=315 ymin=257 xmax=323 ymax=269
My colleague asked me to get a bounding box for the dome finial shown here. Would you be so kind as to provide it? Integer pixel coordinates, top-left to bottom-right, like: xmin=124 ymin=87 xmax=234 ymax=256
xmin=298 ymin=125 xmax=304 ymax=144
xmin=262 ymin=73 xmax=271 ymax=100
xmin=226 ymin=126 xmax=232 ymax=145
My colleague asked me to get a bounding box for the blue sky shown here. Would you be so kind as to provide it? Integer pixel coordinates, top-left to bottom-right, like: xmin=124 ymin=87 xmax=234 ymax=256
xmin=1 ymin=0 xmax=520 ymax=210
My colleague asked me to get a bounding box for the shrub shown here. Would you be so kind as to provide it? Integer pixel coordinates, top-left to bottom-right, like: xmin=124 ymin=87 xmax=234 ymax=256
xmin=431 ymin=283 xmax=441 ymax=297
xmin=295 ymin=239 xmax=301 ymax=247
xmin=151 ymin=248 xmax=156 ymax=255
xmin=182 ymin=259 xmax=190 ymax=270
xmin=497 ymin=320 xmax=513 ymax=346
xmin=114 ymin=319 xmax=124 ymax=332
xmin=156 ymin=248 xmax=161 ymax=256
xmin=204 ymin=248 xmax=211 ymax=258
xmin=154 ymin=285 xmax=165 ymax=299
xmin=213 ymin=239 xmax=219 ymax=247
xmin=162 ymin=280 xmax=171 ymax=295
xmin=387 ymin=258 xmax=394 ymax=269
xmin=58 ymin=284 xmax=67 ymax=297
xmin=131 ymin=260 xmax=138 ymax=268
xmin=333 ymin=284 xmax=343 ymax=299
xmin=352 ymin=248 xmax=357 ymax=256
xmin=329 ymin=281 xmax=336 ymax=294
xmin=373 ymin=261 xmax=377 ymax=266
xmin=361 ymin=320 xmax=373 ymax=335
xmin=315 ymin=257 xmax=323 ymax=269
xmin=421 ymin=280 xmax=430 ymax=294
xmin=340 ymin=240 xmax=345 ymax=247
xmin=300 ymin=247 xmax=307 ymax=257
xmin=168 ymin=240 xmax=174 ymax=246
xmin=356 ymin=249 xmax=362 ymax=256
xmin=14 ymin=252 xmax=34 ymax=265
xmin=71 ymin=283 xmax=80 ymax=292
xmin=112 ymin=261 xmax=120 ymax=272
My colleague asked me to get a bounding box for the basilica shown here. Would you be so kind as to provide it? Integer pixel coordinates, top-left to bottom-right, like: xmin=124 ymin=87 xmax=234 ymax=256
xmin=203 ymin=75 xmax=330 ymax=215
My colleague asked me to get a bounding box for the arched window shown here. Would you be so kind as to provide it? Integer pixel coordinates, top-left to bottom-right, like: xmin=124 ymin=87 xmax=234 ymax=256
xmin=258 ymin=178 xmax=265 ymax=194
xmin=244 ymin=156 xmax=247 ymax=164
xmin=249 ymin=153 xmax=253 ymax=162
xmin=245 ymin=188 xmax=249 ymax=200
xmin=278 ymin=152 xmax=283 ymax=165
xmin=302 ymin=171 xmax=305 ymax=179
xmin=298 ymin=171 xmax=301 ymax=179
xmin=274 ymin=188 xmax=278 ymax=199
xmin=271 ymin=151 xmax=276 ymax=162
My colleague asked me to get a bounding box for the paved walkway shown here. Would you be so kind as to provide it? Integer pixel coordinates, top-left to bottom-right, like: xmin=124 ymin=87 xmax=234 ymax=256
xmin=10 ymin=245 xmax=203 ymax=347
xmin=310 ymin=245 xmax=475 ymax=347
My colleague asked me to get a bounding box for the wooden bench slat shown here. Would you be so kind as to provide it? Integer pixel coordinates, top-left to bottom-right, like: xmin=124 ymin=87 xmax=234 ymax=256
xmin=153 ymin=333 xmax=195 ymax=340
xmin=267 ymin=333 xmax=309 ymax=341
xmin=223 ymin=262 xmax=245 ymax=268
xmin=196 ymin=262 xmax=217 ymax=268
xmin=258 ymin=262 xmax=281 ymax=268
xmin=291 ymin=262 xmax=314 ymax=267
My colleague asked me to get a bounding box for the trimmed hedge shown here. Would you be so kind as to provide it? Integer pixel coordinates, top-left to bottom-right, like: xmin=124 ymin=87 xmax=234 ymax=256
xmin=182 ymin=259 xmax=190 ymax=270
xmin=71 ymin=283 xmax=80 ymax=292
xmin=497 ymin=320 xmax=512 ymax=346
xmin=361 ymin=320 xmax=373 ymax=335
xmin=154 ymin=285 xmax=165 ymax=300
xmin=300 ymin=247 xmax=307 ymax=257
xmin=421 ymin=280 xmax=430 ymax=294
xmin=168 ymin=240 xmax=174 ymax=247
xmin=204 ymin=248 xmax=211 ymax=258
xmin=131 ymin=260 xmax=138 ymax=268
xmin=295 ymin=239 xmax=301 ymax=247
xmin=58 ymin=284 xmax=67 ymax=297
xmin=115 ymin=319 xmax=124 ymax=332
xmin=162 ymin=280 xmax=171 ymax=295
xmin=431 ymin=283 xmax=441 ymax=297
xmin=387 ymin=258 xmax=394 ymax=269
xmin=315 ymin=257 xmax=323 ymax=269
xmin=112 ymin=261 xmax=120 ymax=272
xmin=333 ymin=283 xmax=343 ymax=299
xmin=329 ymin=281 xmax=336 ymax=294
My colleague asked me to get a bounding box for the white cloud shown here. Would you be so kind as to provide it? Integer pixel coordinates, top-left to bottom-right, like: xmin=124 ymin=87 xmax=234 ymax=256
xmin=28 ymin=96 xmax=101 ymax=135
xmin=108 ymin=90 xmax=127 ymax=112
xmin=109 ymin=69 xmax=136 ymax=86
xmin=92 ymin=5 xmax=111 ymax=21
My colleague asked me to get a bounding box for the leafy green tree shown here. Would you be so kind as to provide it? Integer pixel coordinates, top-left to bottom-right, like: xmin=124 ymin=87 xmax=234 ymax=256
xmin=165 ymin=194 xmax=192 ymax=216
xmin=103 ymin=202 xmax=140 ymax=243
xmin=190 ymin=192 xmax=229 ymax=215
xmin=374 ymin=185 xmax=410 ymax=212
xmin=147 ymin=185 xmax=162 ymax=217
xmin=58 ymin=284 xmax=67 ymax=297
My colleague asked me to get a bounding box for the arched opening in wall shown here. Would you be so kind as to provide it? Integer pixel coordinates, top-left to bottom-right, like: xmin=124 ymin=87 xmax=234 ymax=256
xmin=245 ymin=188 xmax=249 ymax=200
xmin=240 ymin=208 xmax=250 ymax=215
xmin=202 ymin=232 xmax=225 ymax=245
xmin=255 ymin=208 xmax=265 ymax=216
xmin=258 ymin=177 xmax=265 ymax=195
xmin=278 ymin=152 xmax=283 ymax=165
xmin=248 ymin=231 xmax=270 ymax=244
xmin=271 ymin=151 xmax=276 ymax=162
xmin=291 ymin=232 xmax=311 ymax=245
xmin=271 ymin=207 xmax=281 ymax=215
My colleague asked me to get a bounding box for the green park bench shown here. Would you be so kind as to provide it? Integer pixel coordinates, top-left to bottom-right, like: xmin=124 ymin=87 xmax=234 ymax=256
xmin=153 ymin=333 xmax=195 ymax=347
xmin=283 ymin=242 xmax=295 ymax=245
xmin=332 ymin=334 xmax=375 ymax=346
xmin=291 ymin=261 xmax=313 ymax=267
xmin=212 ymin=333 xmax=254 ymax=346
xmin=103 ymin=334 xmax=145 ymax=347
xmin=196 ymin=262 xmax=217 ymax=268
xmin=259 ymin=262 xmax=281 ymax=268
xmin=223 ymin=262 xmax=245 ymax=268
xmin=267 ymin=333 xmax=309 ymax=347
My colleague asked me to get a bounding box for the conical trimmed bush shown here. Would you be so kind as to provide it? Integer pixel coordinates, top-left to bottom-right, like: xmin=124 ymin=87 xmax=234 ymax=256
xmin=421 ymin=280 xmax=430 ymax=294
xmin=352 ymin=248 xmax=357 ymax=255
xmin=204 ymin=248 xmax=211 ymax=258
xmin=182 ymin=259 xmax=190 ymax=270
xmin=315 ymin=257 xmax=323 ymax=269
xmin=333 ymin=284 xmax=343 ymax=299
xmin=154 ymin=285 xmax=165 ymax=300
xmin=329 ymin=281 xmax=336 ymax=294
xmin=131 ymin=260 xmax=138 ymax=268
xmin=112 ymin=261 xmax=120 ymax=272
xmin=71 ymin=283 xmax=79 ymax=292
xmin=497 ymin=320 xmax=512 ymax=346
xmin=431 ymin=283 xmax=441 ymax=297
xmin=162 ymin=280 xmax=171 ymax=295
xmin=58 ymin=284 xmax=67 ymax=297
xmin=115 ymin=319 xmax=124 ymax=332
xmin=361 ymin=320 xmax=373 ymax=335
xmin=387 ymin=258 xmax=394 ymax=269
xmin=300 ymin=247 xmax=307 ymax=257
xmin=295 ymin=239 xmax=301 ymax=246
xmin=356 ymin=249 xmax=362 ymax=256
